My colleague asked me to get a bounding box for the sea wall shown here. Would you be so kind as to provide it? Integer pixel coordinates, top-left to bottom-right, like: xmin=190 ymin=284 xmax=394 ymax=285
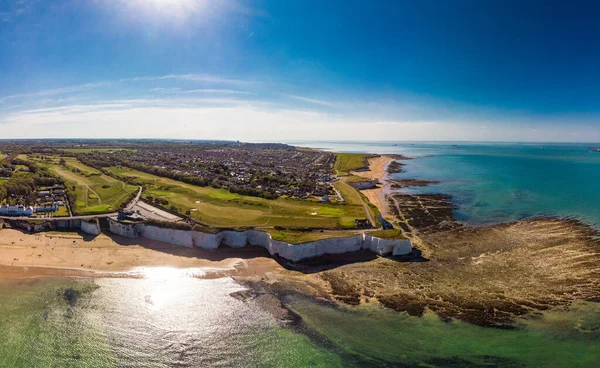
xmin=80 ymin=219 xmax=101 ymax=236
xmin=108 ymin=219 xmax=139 ymax=238
xmin=107 ymin=218 xmax=412 ymax=262
xmin=140 ymin=225 xmax=194 ymax=247
xmin=6 ymin=220 xmax=56 ymax=233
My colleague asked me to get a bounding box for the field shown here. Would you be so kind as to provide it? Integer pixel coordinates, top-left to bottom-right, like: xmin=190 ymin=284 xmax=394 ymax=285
xmin=333 ymin=180 xmax=363 ymax=206
xmin=334 ymin=180 xmax=379 ymax=225
xmin=106 ymin=166 xmax=368 ymax=229
xmin=366 ymin=228 xmax=405 ymax=239
xmin=62 ymin=157 xmax=102 ymax=175
xmin=265 ymin=229 xmax=362 ymax=243
xmin=45 ymin=161 xmax=137 ymax=215
xmin=53 ymin=206 xmax=70 ymax=217
xmin=334 ymin=153 xmax=372 ymax=175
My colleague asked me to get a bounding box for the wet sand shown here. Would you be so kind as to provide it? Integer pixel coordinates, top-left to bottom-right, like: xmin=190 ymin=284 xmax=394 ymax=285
xmin=0 ymin=229 xmax=285 ymax=279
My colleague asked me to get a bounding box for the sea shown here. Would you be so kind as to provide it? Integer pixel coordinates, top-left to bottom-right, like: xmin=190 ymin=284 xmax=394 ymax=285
xmin=292 ymin=141 xmax=600 ymax=229
xmin=1 ymin=141 xmax=599 ymax=367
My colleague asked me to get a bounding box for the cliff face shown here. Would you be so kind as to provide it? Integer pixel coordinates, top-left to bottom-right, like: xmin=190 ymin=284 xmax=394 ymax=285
xmin=140 ymin=225 xmax=195 ymax=247
xmin=108 ymin=219 xmax=139 ymax=238
xmin=106 ymin=218 xmax=412 ymax=262
xmin=81 ymin=219 xmax=101 ymax=236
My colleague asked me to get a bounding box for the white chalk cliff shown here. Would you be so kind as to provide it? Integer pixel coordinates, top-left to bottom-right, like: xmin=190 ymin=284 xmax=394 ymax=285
xmin=107 ymin=218 xmax=412 ymax=262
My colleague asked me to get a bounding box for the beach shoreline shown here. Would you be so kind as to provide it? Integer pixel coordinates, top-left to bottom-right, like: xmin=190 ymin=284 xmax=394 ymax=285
xmin=0 ymin=149 xmax=598 ymax=330
xmin=350 ymin=154 xmax=396 ymax=218
xmin=0 ymin=229 xmax=286 ymax=279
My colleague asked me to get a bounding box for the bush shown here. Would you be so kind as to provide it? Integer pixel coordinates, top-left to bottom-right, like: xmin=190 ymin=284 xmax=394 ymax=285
xmin=273 ymin=226 xmax=315 ymax=232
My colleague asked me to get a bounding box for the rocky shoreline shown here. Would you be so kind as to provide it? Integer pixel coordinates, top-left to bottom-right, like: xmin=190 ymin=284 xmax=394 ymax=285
xmin=235 ymin=157 xmax=600 ymax=329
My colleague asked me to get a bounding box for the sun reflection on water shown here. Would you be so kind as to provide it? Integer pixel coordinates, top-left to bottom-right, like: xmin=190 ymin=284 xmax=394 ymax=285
xmin=128 ymin=267 xmax=217 ymax=311
xmin=132 ymin=266 xmax=209 ymax=280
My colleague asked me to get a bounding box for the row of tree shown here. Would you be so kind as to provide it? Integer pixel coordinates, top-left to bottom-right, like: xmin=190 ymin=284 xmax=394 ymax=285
xmin=0 ymin=158 xmax=62 ymax=204
xmin=72 ymin=152 xmax=280 ymax=200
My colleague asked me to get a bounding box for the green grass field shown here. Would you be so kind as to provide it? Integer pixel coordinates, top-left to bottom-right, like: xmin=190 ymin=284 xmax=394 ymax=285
xmin=47 ymin=161 xmax=137 ymax=215
xmin=333 ymin=180 xmax=363 ymax=206
xmin=53 ymin=206 xmax=70 ymax=217
xmin=334 ymin=153 xmax=372 ymax=175
xmin=366 ymin=229 xmax=406 ymax=239
xmin=265 ymin=229 xmax=362 ymax=243
xmin=62 ymin=157 xmax=102 ymax=175
xmin=335 ymin=178 xmax=380 ymax=223
xmin=106 ymin=166 xmax=368 ymax=229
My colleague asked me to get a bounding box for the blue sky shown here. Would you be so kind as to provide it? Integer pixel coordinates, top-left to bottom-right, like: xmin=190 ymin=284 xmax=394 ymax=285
xmin=0 ymin=0 xmax=599 ymax=141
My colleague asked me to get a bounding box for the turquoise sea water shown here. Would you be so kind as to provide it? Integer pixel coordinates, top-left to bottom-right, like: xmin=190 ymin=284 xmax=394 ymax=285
xmin=291 ymin=141 xmax=600 ymax=229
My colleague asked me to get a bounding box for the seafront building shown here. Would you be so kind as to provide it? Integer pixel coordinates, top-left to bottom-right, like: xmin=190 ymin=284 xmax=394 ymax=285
xmin=0 ymin=204 xmax=34 ymax=216
xmin=0 ymin=202 xmax=59 ymax=217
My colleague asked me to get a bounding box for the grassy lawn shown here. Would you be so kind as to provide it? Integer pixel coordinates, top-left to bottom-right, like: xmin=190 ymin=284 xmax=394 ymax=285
xmin=53 ymin=206 xmax=70 ymax=217
xmin=63 ymin=157 xmax=102 ymax=175
xmin=366 ymin=228 xmax=406 ymax=239
xmin=265 ymin=229 xmax=362 ymax=244
xmin=46 ymin=161 xmax=137 ymax=215
xmin=106 ymin=166 xmax=368 ymax=229
xmin=334 ymin=179 xmax=379 ymax=226
xmin=343 ymin=174 xmax=375 ymax=183
xmin=334 ymin=153 xmax=372 ymax=175
xmin=333 ymin=180 xmax=363 ymax=206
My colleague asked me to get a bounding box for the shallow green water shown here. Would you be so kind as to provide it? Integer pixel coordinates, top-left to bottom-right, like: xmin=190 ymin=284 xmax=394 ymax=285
xmin=1 ymin=276 xmax=598 ymax=367
xmin=287 ymin=297 xmax=600 ymax=367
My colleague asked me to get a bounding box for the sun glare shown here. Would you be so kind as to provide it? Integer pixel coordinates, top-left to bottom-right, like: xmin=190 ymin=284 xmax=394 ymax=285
xmin=125 ymin=0 xmax=209 ymax=23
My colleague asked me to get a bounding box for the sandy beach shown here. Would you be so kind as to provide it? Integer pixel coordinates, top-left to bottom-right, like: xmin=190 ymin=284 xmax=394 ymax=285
xmin=351 ymin=155 xmax=394 ymax=217
xmin=0 ymin=229 xmax=285 ymax=279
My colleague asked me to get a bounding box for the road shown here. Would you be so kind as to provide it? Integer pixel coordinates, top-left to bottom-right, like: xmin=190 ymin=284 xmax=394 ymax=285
xmin=339 ymin=177 xmax=376 ymax=227
xmin=0 ymin=186 xmax=142 ymax=222
xmin=125 ymin=186 xmax=143 ymax=211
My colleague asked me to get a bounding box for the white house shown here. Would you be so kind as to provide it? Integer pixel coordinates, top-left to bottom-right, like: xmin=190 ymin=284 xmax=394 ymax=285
xmin=0 ymin=205 xmax=34 ymax=216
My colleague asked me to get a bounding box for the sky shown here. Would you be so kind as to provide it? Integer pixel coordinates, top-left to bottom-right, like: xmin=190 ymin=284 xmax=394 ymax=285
xmin=0 ymin=0 xmax=599 ymax=142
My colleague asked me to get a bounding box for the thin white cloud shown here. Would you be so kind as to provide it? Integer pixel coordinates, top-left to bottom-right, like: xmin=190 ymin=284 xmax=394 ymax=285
xmin=122 ymin=74 xmax=254 ymax=86
xmin=2 ymin=98 xmax=598 ymax=142
xmin=180 ymin=89 xmax=252 ymax=94
xmin=0 ymin=82 xmax=110 ymax=103
xmin=287 ymin=94 xmax=341 ymax=107
xmin=150 ymin=87 xmax=182 ymax=92
xmin=151 ymin=88 xmax=251 ymax=95
xmin=1 ymin=0 xmax=38 ymax=22
xmin=0 ymin=74 xmax=255 ymax=104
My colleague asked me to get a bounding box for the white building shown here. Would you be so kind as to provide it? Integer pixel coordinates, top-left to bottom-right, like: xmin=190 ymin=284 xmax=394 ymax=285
xmin=34 ymin=202 xmax=59 ymax=213
xmin=0 ymin=205 xmax=34 ymax=216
